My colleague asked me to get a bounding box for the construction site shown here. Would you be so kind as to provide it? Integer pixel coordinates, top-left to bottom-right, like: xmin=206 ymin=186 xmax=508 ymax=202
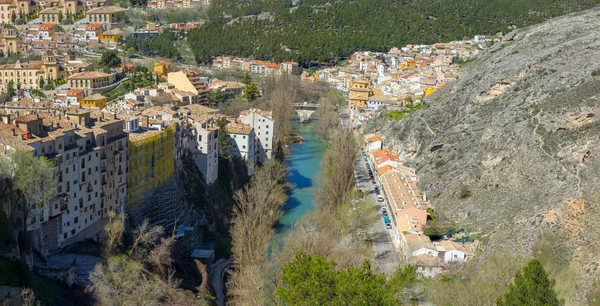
xmin=126 ymin=123 xmax=207 ymax=262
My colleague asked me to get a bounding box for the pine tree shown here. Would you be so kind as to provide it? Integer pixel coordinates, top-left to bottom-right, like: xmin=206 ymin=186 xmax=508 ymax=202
xmin=497 ymin=259 xmax=564 ymax=306
xmin=242 ymin=72 xmax=251 ymax=85
xmin=242 ymin=82 xmax=258 ymax=102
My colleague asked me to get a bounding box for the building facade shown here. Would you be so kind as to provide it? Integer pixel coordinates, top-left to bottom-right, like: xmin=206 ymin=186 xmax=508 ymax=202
xmin=238 ymin=109 xmax=274 ymax=164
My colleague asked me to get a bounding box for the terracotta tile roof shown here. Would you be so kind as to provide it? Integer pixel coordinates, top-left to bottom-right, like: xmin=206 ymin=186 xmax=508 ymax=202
xmin=39 ymin=24 xmax=56 ymax=31
xmin=67 ymin=89 xmax=85 ymax=96
xmin=86 ymin=24 xmax=103 ymax=31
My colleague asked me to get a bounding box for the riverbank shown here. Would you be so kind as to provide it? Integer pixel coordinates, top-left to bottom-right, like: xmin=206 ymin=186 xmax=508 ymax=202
xmin=288 ymin=133 xmax=305 ymax=144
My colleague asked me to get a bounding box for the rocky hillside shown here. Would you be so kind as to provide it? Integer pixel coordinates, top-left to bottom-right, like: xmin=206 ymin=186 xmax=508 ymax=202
xmin=368 ymin=7 xmax=600 ymax=304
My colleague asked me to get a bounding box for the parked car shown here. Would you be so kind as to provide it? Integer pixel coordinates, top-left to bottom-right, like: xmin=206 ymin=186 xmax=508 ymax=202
xmin=377 ymin=195 xmax=384 ymax=202
xmin=381 ymin=207 xmax=387 ymax=213
xmin=385 ymin=223 xmax=392 ymax=229
xmin=369 ymin=175 xmax=374 ymax=180
xmin=371 ymin=180 xmax=376 ymax=185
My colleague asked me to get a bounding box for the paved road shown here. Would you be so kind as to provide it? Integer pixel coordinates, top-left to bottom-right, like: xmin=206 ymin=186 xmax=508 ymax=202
xmin=355 ymin=155 xmax=402 ymax=275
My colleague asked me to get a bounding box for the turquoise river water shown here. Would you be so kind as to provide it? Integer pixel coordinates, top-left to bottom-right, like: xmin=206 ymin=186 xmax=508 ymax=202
xmin=277 ymin=123 xmax=327 ymax=233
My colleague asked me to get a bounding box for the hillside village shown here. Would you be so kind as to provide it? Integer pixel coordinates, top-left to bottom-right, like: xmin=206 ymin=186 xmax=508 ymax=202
xmin=0 ymin=2 xmax=543 ymax=302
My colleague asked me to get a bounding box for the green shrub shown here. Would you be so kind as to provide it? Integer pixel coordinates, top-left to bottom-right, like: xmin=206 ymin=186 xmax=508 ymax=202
xmin=592 ymin=70 xmax=599 ymax=77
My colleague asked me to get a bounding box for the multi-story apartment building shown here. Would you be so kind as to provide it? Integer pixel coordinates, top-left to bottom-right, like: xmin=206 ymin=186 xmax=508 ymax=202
xmin=167 ymin=70 xmax=209 ymax=105
xmin=85 ymin=6 xmax=125 ymax=23
xmin=183 ymin=114 xmax=219 ymax=184
xmin=226 ymin=121 xmax=255 ymax=167
xmin=238 ymin=109 xmax=274 ymax=164
xmin=0 ymin=57 xmax=63 ymax=92
xmin=67 ymin=71 xmax=114 ymax=89
xmin=0 ymin=110 xmax=127 ymax=253
xmin=280 ymin=62 xmax=299 ymax=75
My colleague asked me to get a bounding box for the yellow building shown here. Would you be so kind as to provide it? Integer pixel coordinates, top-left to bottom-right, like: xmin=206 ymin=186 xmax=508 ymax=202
xmin=85 ymin=6 xmax=125 ymax=23
xmin=0 ymin=28 xmax=19 ymax=55
xmin=153 ymin=61 xmax=171 ymax=76
xmin=80 ymin=94 xmax=106 ymax=109
xmin=99 ymin=28 xmax=121 ymax=42
xmin=67 ymin=71 xmax=114 ymax=89
xmin=0 ymin=58 xmax=63 ymax=92
xmin=127 ymin=124 xmax=175 ymax=208
xmin=348 ymin=78 xmax=373 ymax=109
xmin=425 ymin=87 xmax=437 ymax=97
xmin=0 ymin=1 xmax=17 ymax=24
xmin=167 ymin=70 xmax=208 ymax=104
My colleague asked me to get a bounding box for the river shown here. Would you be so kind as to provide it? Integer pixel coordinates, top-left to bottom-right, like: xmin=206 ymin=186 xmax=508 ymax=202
xmin=277 ymin=123 xmax=327 ymax=233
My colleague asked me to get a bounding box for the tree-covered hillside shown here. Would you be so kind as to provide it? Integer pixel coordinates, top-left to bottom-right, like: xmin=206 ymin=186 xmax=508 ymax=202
xmin=187 ymin=0 xmax=600 ymax=66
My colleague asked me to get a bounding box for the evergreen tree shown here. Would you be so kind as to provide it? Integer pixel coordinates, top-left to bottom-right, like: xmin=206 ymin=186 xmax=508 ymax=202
xmin=242 ymin=72 xmax=252 ymax=85
xmin=6 ymin=80 xmax=15 ymax=101
xmin=277 ymin=253 xmax=417 ymax=306
xmin=497 ymin=259 xmax=564 ymax=306
xmin=216 ymin=118 xmax=230 ymax=157
xmin=99 ymin=50 xmax=122 ymax=69
xmin=242 ymin=82 xmax=259 ymax=102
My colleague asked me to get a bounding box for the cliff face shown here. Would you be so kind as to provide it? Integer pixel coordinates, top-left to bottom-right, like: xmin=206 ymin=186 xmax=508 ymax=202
xmin=368 ymin=8 xmax=600 ymax=303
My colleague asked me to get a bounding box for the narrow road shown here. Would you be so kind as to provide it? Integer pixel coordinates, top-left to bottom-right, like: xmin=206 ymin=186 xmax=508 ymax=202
xmin=354 ymin=155 xmax=402 ymax=275
xmin=209 ymin=258 xmax=232 ymax=306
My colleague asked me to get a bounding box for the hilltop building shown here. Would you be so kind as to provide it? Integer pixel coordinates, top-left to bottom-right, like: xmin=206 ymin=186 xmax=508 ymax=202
xmin=0 ymin=110 xmax=127 ymax=254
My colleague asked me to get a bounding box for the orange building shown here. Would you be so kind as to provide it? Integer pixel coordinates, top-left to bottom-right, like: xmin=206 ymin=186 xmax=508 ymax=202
xmin=348 ymin=78 xmax=373 ymax=110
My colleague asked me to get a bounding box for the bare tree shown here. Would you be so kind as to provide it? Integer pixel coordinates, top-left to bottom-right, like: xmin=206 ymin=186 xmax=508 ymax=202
xmin=315 ymin=130 xmax=356 ymax=209
xmin=227 ymin=160 xmax=289 ymax=305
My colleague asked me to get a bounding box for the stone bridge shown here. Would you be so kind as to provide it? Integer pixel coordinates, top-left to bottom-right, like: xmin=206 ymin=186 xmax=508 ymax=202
xmin=293 ymin=102 xmax=319 ymax=122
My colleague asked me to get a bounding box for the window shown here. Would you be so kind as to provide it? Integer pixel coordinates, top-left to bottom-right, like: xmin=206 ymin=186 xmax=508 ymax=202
xmin=242 ymin=145 xmax=246 ymax=149
xmin=74 ymin=217 xmax=79 ymax=223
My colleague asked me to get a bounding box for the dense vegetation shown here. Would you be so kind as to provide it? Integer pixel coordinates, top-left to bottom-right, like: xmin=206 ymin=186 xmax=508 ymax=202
xmin=188 ymin=0 xmax=600 ymax=66
xmin=125 ymin=30 xmax=182 ymax=60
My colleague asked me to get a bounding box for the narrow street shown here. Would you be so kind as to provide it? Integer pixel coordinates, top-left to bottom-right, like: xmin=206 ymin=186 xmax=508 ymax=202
xmin=354 ymin=155 xmax=403 ymax=275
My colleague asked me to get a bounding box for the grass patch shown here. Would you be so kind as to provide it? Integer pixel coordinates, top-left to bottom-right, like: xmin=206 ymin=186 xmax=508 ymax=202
xmin=103 ymin=83 xmax=129 ymax=100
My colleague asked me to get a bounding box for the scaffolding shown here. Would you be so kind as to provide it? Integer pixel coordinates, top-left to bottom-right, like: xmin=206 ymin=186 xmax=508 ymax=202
xmin=127 ymin=124 xmax=176 ymax=209
xmin=127 ymin=124 xmax=181 ymax=229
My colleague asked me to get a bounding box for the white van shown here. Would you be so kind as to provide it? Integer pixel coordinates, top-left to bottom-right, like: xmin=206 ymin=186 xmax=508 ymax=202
xmin=377 ymin=195 xmax=384 ymax=202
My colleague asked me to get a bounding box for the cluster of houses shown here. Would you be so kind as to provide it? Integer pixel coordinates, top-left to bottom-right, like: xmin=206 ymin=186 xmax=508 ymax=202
xmin=146 ymin=0 xmax=209 ymax=9
xmin=0 ymin=4 xmax=126 ymax=57
xmin=309 ymin=36 xmax=498 ymax=107
xmin=363 ymin=134 xmax=476 ymax=278
xmin=0 ymin=87 xmax=274 ymax=255
xmin=212 ymin=56 xmax=300 ymax=76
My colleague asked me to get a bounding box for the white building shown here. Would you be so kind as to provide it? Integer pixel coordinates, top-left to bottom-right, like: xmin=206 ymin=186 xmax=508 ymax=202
xmin=185 ymin=115 xmax=219 ymax=184
xmin=239 ymin=109 xmax=274 ymax=164
xmin=438 ymin=240 xmax=467 ymax=264
xmin=227 ymin=122 xmax=255 ymax=167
